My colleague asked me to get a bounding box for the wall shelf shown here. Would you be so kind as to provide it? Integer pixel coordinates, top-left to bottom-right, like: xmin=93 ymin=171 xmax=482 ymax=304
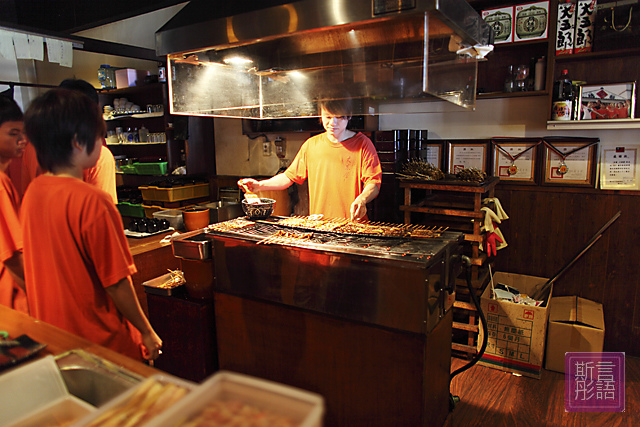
xmin=546 ymin=118 xmax=640 ymax=130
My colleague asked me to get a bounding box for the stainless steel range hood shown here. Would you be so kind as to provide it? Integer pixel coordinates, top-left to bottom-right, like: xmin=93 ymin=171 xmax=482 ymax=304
xmin=156 ymin=0 xmax=492 ymax=119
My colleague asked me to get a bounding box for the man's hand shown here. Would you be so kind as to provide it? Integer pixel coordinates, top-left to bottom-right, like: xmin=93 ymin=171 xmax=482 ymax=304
xmin=237 ymin=178 xmax=260 ymax=193
xmin=350 ymin=198 xmax=368 ymax=220
xmin=140 ymin=331 xmax=163 ymax=361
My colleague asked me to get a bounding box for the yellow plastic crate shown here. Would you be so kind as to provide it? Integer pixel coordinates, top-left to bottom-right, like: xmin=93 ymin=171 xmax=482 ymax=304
xmin=139 ymin=183 xmax=209 ymax=203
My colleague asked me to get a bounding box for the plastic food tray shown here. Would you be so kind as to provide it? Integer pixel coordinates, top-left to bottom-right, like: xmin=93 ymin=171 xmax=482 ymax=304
xmin=116 ymin=202 xmax=145 ymax=218
xmin=143 ymin=204 xmax=195 ymax=219
xmin=146 ymin=371 xmax=324 ymax=427
xmin=142 ymin=272 xmax=185 ymax=296
xmin=72 ymin=374 xmax=196 ymax=427
xmin=0 ymin=356 xmax=95 ymax=427
xmin=153 ymin=209 xmax=184 ymax=230
xmin=134 ymin=162 xmax=168 ymax=176
xmin=139 ymin=183 xmax=209 ymax=202
xmin=120 ymin=164 xmax=137 ymax=174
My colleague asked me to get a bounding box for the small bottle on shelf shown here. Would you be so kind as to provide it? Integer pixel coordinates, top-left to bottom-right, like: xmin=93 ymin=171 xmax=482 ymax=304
xmin=551 ymin=69 xmax=574 ymax=121
xmin=534 ymin=56 xmax=546 ymax=91
xmin=139 ymin=125 xmax=149 ymax=143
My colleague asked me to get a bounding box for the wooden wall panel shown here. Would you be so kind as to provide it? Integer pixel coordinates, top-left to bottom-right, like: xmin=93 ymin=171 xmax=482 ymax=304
xmin=494 ymin=185 xmax=640 ymax=356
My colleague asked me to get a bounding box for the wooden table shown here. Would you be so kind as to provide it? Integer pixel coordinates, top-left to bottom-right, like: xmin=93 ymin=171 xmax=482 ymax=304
xmin=0 ymin=305 xmax=159 ymax=377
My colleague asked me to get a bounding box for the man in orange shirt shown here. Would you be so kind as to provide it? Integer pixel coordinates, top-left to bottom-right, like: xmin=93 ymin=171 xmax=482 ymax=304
xmin=0 ymin=96 xmax=28 ymax=313
xmin=239 ymin=98 xmax=382 ymax=220
xmin=22 ymin=89 xmax=162 ymax=362
xmin=7 ymin=79 xmax=118 ymax=204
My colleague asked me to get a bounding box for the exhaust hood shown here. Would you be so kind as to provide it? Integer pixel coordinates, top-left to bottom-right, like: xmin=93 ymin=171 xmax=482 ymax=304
xmin=156 ymin=0 xmax=492 ymax=119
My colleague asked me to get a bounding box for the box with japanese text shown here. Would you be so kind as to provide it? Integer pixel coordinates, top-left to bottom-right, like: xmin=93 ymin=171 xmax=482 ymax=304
xmin=556 ymin=0 xmax=576 ymax=55
xmin=477 ymin=272 xmax=551 ymax=379
xmin=514 ymin=1 xmax=550 ymax=42
xmin=545 ymin=296 xmax=605 ymax=373
xmin=574 ymin=0 xmax=597 ymax=53
xmin=482 ymin=6 xmax=514 ymax=44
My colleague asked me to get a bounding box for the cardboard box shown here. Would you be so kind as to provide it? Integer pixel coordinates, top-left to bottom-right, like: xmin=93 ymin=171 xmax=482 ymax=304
xmin=514 ymin=1 xmax=550 ymax=42
xmin=556 ymin=0 xmax=576 ymax=55
xmin=477 ymin=272 xmax=552 ymax=379
xmin=482 ymin=6 xmax=514 ymax=44
xmin=115 ymin=68 xmax=150 ymax=89
xmin=545 ymin=296 xmax=605 ymax=373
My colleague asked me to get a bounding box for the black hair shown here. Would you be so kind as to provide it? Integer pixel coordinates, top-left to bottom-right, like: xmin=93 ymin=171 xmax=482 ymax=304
xmin=24 ymin=88 xmax=104 ymax=173
xmin=318 ymin=97 xmax=353 ymax=118
xmin=0 ymin=95 xmax=23 ymax=127
xmin=58 ymin=79 xmax=99 ymax=105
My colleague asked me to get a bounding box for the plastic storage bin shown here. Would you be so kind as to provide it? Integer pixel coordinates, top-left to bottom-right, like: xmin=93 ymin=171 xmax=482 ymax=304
xmin=139 ymin=183 xmax=209 ymax=203
xmin=134 ymin=162 xmax=168 ymax=175
xmin=0 ymin=356 xmax=95 ymax=427
xmin=73 ymin=374 xmax=196 ymax=426
xmin=153 ymin=209 xmax=185 ymax=230
xmin=116 ymin=202 xmax=145 ymax=218
xmin=147 ymin=371 xmax=325 ymax=427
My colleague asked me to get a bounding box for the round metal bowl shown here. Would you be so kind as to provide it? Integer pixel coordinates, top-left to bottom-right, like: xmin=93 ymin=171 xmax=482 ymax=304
xmin=242 ymin=198 xmax=276 ymax=220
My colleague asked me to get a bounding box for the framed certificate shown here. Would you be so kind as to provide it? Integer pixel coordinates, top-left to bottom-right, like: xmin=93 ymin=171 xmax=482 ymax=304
xmin=446 ymin=140 xmax=489 ymax=174
xmin=423 ymin=142 xmax=443 ymax=169
xmin=542 ymin=138 xmax=599 ymax=186
xmin=491 ymin=138 xmax=542 ymax=183
xmin=599 ymin=145 xmax=640 ymax=190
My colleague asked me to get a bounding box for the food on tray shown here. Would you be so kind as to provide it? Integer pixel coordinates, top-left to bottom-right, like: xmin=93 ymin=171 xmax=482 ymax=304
xmin=156 ymin=269 xmax=185 ymax=289
xmin=257 ymin=230 xmax=314 ymax=245
xmin=208 ymin=218 xmax=255 ymax=232
xmin=85 ymin=378 xmax=189 ymax=427
xmin=178 ymin=400 xmax=296 ymax=427
xmin=276 ymin=216 xmax=446 ymax=239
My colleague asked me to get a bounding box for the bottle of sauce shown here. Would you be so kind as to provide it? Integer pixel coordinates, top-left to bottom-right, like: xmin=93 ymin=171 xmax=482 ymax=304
xmin=551 ymin=69 xmax=574 ymax=120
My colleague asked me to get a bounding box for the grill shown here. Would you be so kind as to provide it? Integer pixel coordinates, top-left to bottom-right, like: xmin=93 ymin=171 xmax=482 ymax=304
xmin=206 ymin=216 xmax=460 ymax=265
xmin=202 ymin=216 xmax=464 ymax=334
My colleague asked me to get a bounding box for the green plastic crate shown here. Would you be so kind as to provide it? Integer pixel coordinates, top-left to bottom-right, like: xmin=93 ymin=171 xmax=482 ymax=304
xmin=134 ymin=162 xmax=168 ymax=175
xmin=116 ymin=202 xmax=145 ymax=218
xmin=120 ymin=164 xmax=137 ymax=174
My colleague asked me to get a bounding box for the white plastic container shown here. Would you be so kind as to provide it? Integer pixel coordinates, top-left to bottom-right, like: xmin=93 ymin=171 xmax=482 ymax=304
xmin=147 ymin=371 xmax=325 ymax=427
xmin=153 ymin=209 xmax=184 ymax=230
xmin=0 ymin=356 xmax=95 ymax=427
xmin=72 ymin=374 xmax=196 ymax=427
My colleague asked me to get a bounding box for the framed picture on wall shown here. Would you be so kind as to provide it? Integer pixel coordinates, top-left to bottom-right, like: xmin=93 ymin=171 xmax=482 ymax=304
xmin=423 ymin=142 xmax=443 ymax=169
xmin=599 ymin=144 xmax=640 ymax=190
xmin=542 ymin=137 xmax=599 ymax=186
xmin=491 ymin=138 xmax=542 ymax=183
xmin=577 ymin=82 xmax=636 ymax=120
xmin=445 ymin=140 xmax=489 ymax=174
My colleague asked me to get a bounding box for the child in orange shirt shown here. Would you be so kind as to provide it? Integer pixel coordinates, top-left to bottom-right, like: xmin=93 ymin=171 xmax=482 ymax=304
xmin=22 ymin=89 xmax=162 ymax=361
xmin=0 ymin=96 xmax=28 ymax=313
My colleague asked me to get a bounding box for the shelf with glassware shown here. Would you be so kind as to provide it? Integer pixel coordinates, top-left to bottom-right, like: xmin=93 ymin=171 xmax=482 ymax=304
xmin=98 ymin=83 xmax=185 ymax=177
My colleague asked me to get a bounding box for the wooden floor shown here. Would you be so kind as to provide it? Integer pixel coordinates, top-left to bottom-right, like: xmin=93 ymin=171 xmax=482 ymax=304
xmin=446 ymin=356 xmax=639 ymax=426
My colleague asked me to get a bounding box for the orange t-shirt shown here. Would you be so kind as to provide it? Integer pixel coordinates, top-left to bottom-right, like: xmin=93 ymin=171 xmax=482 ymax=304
xmin=285 ymin=132 xmax=382 ymax=219
xmin=6 ymin=141 xmax=40 ymax=201
xmin=9 ymin=142 xmax=117 ymax=204
xmin=22 ymin=175 xmax=142 ymax=360
xmin=0 ymin=172 xmax=28 ymax=313
xmin=83 ymin=145 xmax=118 ymax=204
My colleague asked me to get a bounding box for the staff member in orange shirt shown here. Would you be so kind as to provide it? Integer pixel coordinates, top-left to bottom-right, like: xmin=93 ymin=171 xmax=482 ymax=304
xmin=0 ymin=96 xmax=28 ymax=313
xmin=239 ymin=98 xmax=382 ymax=220
xmin=22 ymin=89 xmax=162 ymax=362
xmin=7 ymin=79 xmax=118 ymax=204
